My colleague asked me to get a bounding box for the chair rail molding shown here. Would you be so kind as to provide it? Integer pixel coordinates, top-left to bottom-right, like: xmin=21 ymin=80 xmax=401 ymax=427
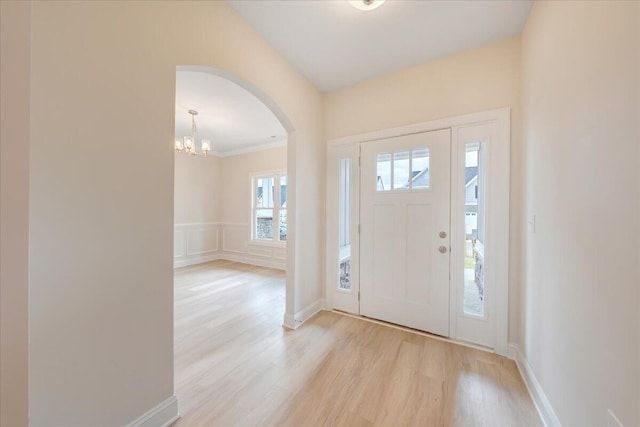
xmin=174 ymin=222 xmax=286 ymax=270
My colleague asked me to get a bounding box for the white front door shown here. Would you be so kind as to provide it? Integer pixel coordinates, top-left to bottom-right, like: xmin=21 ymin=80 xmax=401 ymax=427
xmin=360 ymin=129 xmax=451 ymax=336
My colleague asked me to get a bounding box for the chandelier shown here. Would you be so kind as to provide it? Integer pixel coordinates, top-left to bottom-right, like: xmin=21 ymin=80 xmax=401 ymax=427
xmin=175 ymin=109 xmax=211 ymax=156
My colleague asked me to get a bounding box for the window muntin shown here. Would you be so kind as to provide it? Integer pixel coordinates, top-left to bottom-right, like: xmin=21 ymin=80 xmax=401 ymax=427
xmin=252 ymin=172 xmax=287 ymax=243
xmin=376 ymin=148 xmax=430 ymax=191
xmin=411 ymin=148 xmax=430 ymax=189
xmin=393 ymin=151 xmax=410 ymax=190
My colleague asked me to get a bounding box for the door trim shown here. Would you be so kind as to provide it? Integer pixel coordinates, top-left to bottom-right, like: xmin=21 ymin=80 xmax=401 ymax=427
xmin=326 ymin=108 xmax=510 ymax=356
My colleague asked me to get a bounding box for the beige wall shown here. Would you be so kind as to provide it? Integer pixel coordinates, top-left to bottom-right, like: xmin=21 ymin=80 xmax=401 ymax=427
xmin=0 ymin=2 xmax=30 ymax=426
xmin=174 ymin=154 xmax=221 ymax=225
xmin=174 ymin=147 xmax=287 ymax=269
xmin=220 ymin=146 xmax=287 ymax=224
xmin=27 ymin=1 xmax=322 ymax=425
xmin=521 ymin=1 xmax=639 ymax=425
xmin=324 ymin=37 xmax=523 ymax=342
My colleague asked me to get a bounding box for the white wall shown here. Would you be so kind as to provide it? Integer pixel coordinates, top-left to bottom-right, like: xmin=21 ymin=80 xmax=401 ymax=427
xmin=0 ymin=2 xmax=30 ymax=426
xmin=27 ymin=1 xmax=323 ymax=425
xmin=218 ymin=146 xmax=288 ymax=268
xmin=521 ymin=1 xmax=639 ymax=425
xmin=324 ymin=37 xmax=523 ymax=342
xmin=174 ymin=154 xmax=221 ymax=225
xmin=174 ymin=154 xmax=221 ymax=267
xmin=174 ymin=146 xmax=288 ymax=269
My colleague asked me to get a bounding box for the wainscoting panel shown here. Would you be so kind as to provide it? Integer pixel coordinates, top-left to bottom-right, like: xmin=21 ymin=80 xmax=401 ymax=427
xmin=273 ymin=247 xmax=287 ymax=260
xmin=174 ymin=231 xmax=186 ymax=258
xmin=174 ymin=223 xmax=220 ymax=268
xmin=222 ymin=225 xmax=249 ymax=254
xmin=174 ymin=222 xmax=286 ymax=270
xmin=187 ymin=228 xmax=218 ymax=256
xmin=247 ymin=244 xmax=272 ymax=257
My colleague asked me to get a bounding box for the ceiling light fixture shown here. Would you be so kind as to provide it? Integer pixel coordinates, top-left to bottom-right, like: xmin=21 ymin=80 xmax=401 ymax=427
xmin=175 ymin=109 xmax=211 ymax=156
xmin=348 ymin=0 xmax=386 ymax=11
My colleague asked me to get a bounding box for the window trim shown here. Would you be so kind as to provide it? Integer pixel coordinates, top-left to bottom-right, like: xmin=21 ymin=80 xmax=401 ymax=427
xmin=251 ymin=170 xmax=287 ymax=245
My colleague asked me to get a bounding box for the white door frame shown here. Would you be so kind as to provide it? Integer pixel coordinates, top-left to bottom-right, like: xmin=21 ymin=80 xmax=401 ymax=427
xmin=325 ymin=108 xmax=510 ymax=356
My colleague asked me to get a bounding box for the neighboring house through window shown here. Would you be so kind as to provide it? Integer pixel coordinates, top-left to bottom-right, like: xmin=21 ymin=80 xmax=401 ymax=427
xmin=252 ymin=172 xmax=287 ymax=243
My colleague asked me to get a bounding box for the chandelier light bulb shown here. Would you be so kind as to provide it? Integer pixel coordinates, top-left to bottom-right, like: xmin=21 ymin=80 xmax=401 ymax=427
xmin=348 ymin=0 xmax=386 ymax=11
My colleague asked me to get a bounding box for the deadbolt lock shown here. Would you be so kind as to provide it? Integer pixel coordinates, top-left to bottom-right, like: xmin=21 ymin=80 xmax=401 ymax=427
xmin=439 ymin=231 xmax=447 ymax=238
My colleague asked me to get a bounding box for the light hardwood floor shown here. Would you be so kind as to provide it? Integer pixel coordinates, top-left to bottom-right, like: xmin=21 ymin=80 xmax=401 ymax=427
xmin=174 ymin=260 xmax=540 ymax=426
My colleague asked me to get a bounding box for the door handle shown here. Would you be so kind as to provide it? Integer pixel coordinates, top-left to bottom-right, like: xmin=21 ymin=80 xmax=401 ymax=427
xmin=439 ymin=246 xmax=447 ymax=253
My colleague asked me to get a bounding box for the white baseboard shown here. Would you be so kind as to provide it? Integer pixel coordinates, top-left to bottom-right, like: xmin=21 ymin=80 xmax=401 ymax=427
xmin=127 ymin=395 xmax=179 ymax=427
xmin=174 ymin=252 xmax=286 ymax=270
xmin=283 ymin=312 xmax=297 ymax=329
xmin=282 ymin=299 xmax=324 ymax=329
xmin=509 ymin=343 xmax=561 ymax=427
xmin=219 ymin=251 xmax=285 ymax=270
xmin=174 ymin=253 xmax=220 ymax=268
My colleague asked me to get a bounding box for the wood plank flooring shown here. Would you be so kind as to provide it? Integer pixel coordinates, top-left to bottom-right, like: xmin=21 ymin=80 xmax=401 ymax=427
xmin=174 ymin=260 xmax=540 ymax=426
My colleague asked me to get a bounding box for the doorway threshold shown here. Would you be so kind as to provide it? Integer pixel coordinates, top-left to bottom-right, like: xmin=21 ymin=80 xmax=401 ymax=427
xmin=331 ymin=309 xmax=495 ymax=355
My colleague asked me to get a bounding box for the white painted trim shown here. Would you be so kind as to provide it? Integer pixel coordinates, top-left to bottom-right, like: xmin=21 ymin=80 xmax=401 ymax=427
xmin=282 ymin=299 xmax=324 ymax=329
xmin=509 ymin=344 xmax=560 ymax=427
xmin=174 ymin=222 xmax=224 ymax=228
xmin=608 ymin=410 xmax=624 ymax=427
xmin=208 ymin=138 xmax=287 ymax=158
xmin=493 ymin=109 xmax=511 ymax=356
xmin=174 ymin=222 xmax=286 ymax=269
xmin=127 ymin=395 xmax=179 ymax=427
xmin=325 ymin=108 xmax=511 ymax=356
xmin=250 ymin=169 xmax=287 ymax=244
xmin=449 ymin=110 xmax=511 ymax=355
xmin=282 ymin=313 xmax=297 ymax=329
xmin=328 ymin=108 xmax=511 ymax=147
xmin=218 ymin=251 xmax=285 ymax=270
xmin=325 ymin=143 xmax=360 ymax=314
xmin=249 ymin=239 xmax=287 ymax=249
xmin=174 ymin=252 xmax=220 ymax=268
xmin=221 ymin=227 xmax=246 ymax=254
xmin=296 ymin=299 xmax=323 ymax=324
xmin=186 ymin=228 xmax=219 ymax=256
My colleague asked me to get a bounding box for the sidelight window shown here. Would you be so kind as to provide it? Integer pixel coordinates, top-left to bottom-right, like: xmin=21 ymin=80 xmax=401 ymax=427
xmin=463 ymin=142 xmax=485 ymax=317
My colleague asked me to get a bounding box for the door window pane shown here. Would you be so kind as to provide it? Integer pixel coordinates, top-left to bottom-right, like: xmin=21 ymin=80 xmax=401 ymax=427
xmin=376 ymin=153 xmax=391 ymax=191
xmin=463 ymin=142 xmax=485 ymax=317
xmin=393 ymin=151 xmax=410 ymax=190
xmin=411 ymin=148 xmax=430 ymax=189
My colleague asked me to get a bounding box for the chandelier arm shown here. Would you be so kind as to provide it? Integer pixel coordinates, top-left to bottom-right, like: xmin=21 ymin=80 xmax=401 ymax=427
xmin=178 ymin=109 xmax=210 ymax=156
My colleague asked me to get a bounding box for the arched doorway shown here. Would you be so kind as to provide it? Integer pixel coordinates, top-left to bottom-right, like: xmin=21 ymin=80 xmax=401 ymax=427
xmin=174 ymin=65 xmax=296 ymax=321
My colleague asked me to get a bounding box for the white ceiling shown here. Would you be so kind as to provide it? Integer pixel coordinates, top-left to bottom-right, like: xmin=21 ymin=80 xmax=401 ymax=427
xmin=175 ymin=71 xmax=286 ymax=156
xmin=227 ymin=0 xmax=533 ymax=92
